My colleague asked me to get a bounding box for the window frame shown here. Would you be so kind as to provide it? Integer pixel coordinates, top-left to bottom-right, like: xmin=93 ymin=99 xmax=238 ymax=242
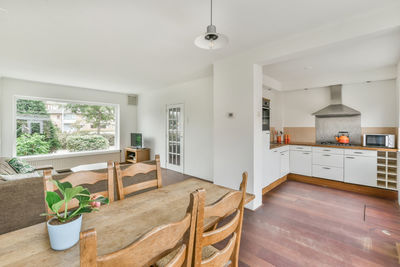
xmin=13 ymin=95 xmax=120 ymax=159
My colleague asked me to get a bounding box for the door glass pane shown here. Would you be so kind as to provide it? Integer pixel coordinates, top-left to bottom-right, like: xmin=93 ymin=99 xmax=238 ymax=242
xmin=177 ymin=155 xmax=180 ymax=166
xmin=169 ymin=153 xmax=172 ymax=164
xmin=177 ymin=144 xmax=180 ymax=154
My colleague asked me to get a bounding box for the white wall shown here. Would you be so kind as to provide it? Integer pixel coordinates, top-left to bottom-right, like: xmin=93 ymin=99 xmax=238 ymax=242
xmin=0 ymin=77 xmax=137 ymax=157
xmin=281 ymin=86 xmax=331 ymax=127
xmin=343 ymin=80 xmax=397 ymax=127
xmin=269 ymin=79 xmax=397 ymax=127
xmin=0 ymin=78 xmax=3 ymax=155
xmin=137 ymin=76 xmax=213 ymax=181
xmin=213 ymin=54 xmax=263 ymax=210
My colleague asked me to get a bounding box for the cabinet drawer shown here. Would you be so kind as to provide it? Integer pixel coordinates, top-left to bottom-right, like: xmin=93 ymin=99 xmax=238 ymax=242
xmin=312 ymin=165 xmax=343 ymax=182
xmin=344 ymin=149 xmax=377 ymax=157
xmin=312 ymin=147 xmax=344 ymax=155
xmin=290 ymin=145 xmax=312 ymax=152
xmin=313 ymin=153 xmax=344 ymax=168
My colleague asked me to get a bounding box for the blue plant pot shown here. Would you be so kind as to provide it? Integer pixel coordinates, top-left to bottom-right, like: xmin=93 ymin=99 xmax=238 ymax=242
xmin=47 ymin=215 xmax=82 ymax=251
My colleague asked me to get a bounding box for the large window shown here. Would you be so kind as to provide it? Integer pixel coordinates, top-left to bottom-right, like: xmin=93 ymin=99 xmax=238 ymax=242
xmin=15 ymin=97 xmax=119 ymax=157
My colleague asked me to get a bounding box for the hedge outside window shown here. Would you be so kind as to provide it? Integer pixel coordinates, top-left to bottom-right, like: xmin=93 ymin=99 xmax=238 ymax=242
xmin=15 ymin=97 xmax=119 ymax=157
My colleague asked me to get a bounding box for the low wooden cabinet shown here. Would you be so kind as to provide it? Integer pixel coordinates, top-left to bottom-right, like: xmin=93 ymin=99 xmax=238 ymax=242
xmin=124 ymin=148 xmax=150 ymax=163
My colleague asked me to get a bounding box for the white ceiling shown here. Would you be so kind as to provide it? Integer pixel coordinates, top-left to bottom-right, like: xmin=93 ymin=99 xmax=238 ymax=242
xmin=0 ymin=0 xmax=399 ymax=93
xmin=263 ymin=28 xmax=400 ymax=91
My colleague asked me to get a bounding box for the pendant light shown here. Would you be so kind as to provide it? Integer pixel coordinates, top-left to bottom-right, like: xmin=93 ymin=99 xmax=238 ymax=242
xmin=194 ymin=0 xmax=228 ymax=50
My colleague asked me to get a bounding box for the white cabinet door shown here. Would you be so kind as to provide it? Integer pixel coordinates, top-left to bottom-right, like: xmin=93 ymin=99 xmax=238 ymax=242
xmin=290 ymin=150 xmax=312 ymax=176
xmin=280 ymin=150 xmax=290 ymax=177
xmin=271 ymin=149 xmax=281 ymax=181
xmin=344 ymin=155 xmax=377 ymax=187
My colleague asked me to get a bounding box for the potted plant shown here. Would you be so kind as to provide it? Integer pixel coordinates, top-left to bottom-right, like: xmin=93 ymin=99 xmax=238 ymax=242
xmin=42 ymin=179 xmax=109 ymax=250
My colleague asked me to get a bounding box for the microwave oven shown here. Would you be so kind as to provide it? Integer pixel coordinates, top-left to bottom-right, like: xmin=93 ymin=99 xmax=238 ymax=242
xmin=363 ymin=134 xmax=395 ymax=148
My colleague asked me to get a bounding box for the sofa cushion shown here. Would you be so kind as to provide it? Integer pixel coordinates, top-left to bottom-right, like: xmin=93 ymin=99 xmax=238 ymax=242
xmin=7 ymin=158 xmax=35 ymax=174
xmin=0 ymin=172 xmax=41 ymax=181
xmin=0 ymin=159 xmax=17 ymax=175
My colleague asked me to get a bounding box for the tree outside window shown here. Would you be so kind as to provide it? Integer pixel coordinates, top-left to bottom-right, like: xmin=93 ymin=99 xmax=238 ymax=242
xmin=16 ymin=98 xmax=118 ymax=156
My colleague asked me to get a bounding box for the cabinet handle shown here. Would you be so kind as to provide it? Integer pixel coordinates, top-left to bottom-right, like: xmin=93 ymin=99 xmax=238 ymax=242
xmin=303 ymin=152 xmax=310 ymax=155
xmin=346 ymin=156 xmax=355 ymax=159
xmin=297 ymin=147 xmax=303 ymax=149
xmin=354 ymin=152 xmax=363 ymax=154
xmin=322 ymin=154 xmax=331 ymax=157
xmin=322 ymin=167 xmax=331 ymax=170
xmin=323 ymin=149 xmax=331 ymax=152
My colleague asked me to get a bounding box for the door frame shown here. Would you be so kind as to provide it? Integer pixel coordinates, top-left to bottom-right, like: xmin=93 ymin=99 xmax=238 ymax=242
xmin=165 ymin=103 xmax=185 ymax=173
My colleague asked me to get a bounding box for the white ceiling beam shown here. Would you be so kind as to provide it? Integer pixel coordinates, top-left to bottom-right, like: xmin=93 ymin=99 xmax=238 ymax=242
xmin=262 ymin=74 xmax=282 ymax=91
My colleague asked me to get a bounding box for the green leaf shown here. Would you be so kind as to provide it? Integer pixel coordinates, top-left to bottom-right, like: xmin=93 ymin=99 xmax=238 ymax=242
xmin=51 ymin=200 xmax=65 ymax=214
xmin=52 ymin=180 xmax=72 ymax=195
xmin=64 ymin=186 xmax=85 ymax=202
xmin=75 ymin=189 xmax=91 ymax=203
xmin=73 ymin=206 xmax=93 ymax=216
xmin=45 ymin=191 xmax=61 ymax=209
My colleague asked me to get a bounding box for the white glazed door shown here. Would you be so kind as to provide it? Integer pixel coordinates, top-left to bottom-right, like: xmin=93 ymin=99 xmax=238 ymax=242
xmin=166 ymin=104 xmax=184 ymax=173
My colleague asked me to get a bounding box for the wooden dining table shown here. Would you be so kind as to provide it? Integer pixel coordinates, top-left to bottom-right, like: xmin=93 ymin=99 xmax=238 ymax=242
xmin=0 ymin=178 xmax=254 ymax=267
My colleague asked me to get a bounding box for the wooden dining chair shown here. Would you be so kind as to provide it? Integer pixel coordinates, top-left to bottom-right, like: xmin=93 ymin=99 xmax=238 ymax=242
xmin=115 ymin=154 xmax=162 ymax=200
xmin=193 ymin=172 xmax=248 ymax=267
xmin=43 ymin=161 xmax=114 ymax=217
xmin=80 ymin=190 xmax=199 ymax=267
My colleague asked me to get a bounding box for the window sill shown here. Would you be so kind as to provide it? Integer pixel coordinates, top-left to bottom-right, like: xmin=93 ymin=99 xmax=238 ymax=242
xmin=19 ymin=149 xmax=121 ymax=161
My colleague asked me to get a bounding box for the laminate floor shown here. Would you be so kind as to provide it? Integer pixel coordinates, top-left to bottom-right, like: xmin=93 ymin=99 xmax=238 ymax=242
xmin=162 ymin=169 xmax=400 ymax=266
xmin=240 ymin=181 xmax=400 ymax=267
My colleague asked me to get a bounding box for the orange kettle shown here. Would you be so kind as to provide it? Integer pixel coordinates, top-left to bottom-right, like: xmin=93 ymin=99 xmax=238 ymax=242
xmin=335 ymin=131 xmax=350 ymax=144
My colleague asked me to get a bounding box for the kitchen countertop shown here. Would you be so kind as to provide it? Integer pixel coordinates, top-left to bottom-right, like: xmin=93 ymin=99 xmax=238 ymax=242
xmin=270 ymin=142 xmax=398 ymax=152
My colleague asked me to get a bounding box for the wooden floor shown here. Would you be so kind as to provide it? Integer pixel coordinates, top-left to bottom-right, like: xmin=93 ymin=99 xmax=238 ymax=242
xmin=162 ymin=169 xmax=400 ymax=266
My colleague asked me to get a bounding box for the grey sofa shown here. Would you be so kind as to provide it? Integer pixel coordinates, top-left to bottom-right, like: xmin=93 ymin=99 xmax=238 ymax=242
xmin=0 ymin=160 xmax=157 ymax=235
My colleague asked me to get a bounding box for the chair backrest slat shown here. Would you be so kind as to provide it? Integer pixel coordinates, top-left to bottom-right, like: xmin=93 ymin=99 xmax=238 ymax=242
xmin=193 ymin=172 xmax=248 ymax=267
xmin=201 ymin=210 xmax=240 ymax=247
xmin=80 ymin=190 xmax=199 ymax=267
xmin=115 ymin=154 xmax=162 ymax=200
xmin=43 ymin=161 xmax=114 ymax=217
xmin=204 ymin=191 xmax=242 ymax=218
xmin=201 ymin=233 xmax=237 ymax=267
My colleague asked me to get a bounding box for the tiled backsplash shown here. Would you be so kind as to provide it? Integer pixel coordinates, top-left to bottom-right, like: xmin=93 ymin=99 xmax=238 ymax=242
xmin=315 ymin=116 xmax=362 ymax=145
xmin=276 ymin=126 xmax=398 ymax=147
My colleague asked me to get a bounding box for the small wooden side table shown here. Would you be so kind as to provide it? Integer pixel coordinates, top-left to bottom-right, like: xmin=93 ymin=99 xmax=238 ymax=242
xmin=124 ymin=147 xmax=150 ymax=163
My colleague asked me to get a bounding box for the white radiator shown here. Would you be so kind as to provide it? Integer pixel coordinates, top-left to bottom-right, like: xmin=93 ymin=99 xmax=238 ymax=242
xmin=25 ymin=151 xmax=121 ymax=170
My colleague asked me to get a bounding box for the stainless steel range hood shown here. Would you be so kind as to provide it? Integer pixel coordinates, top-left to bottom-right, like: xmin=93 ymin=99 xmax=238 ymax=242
xmin=312 ymin=85 xmax=361 ymax=117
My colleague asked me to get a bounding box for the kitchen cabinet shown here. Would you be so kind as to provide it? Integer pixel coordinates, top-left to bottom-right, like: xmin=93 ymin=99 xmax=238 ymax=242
xmin=263 ymin=146 xmax=289 ymax=187
xmin=312 ymin=147 xmax=344 ymax=182
xmin=344 ymin=150 xmax=377 ymax=187
xmin=290 ymin=149 xmax=312 ymax=176
xmin=280 ymin=150 xmax=290 ymax=177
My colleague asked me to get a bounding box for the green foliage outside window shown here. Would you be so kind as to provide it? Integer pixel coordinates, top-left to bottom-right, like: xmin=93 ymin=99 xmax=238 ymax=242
xmin=16 ymin=99 xmax=116 ymax=156
xmin=66 ymin=135 xmax=109 ymax=152
xmin=16 ymin=99 xmax=60 ymax=156
xmin=16 ymin=134 xmax=51 ymax=156
xmin=66 ymin=104 xmax=115 ymax=135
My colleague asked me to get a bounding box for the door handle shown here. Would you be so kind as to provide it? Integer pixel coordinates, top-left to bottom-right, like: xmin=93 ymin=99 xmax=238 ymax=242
xmin=322 ymin=167 xmax=331 ymax=170
xmin=346 ymin=157 xmax=355 ymax=159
